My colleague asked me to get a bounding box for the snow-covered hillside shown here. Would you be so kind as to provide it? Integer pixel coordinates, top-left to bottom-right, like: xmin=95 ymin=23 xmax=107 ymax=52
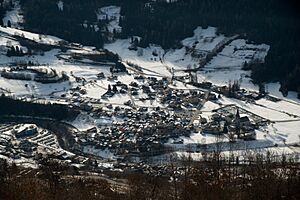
xmin=97 ymin=6 xmax=122 ymax=34
xmin=105 ymin=26 xmax=270 ymax=91
xmin=2 ymin=0 xmax=23 ymax=28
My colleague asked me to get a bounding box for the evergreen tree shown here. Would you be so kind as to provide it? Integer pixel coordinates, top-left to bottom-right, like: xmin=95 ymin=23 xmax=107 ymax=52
xmin=7 ymin=20 xmax=11 ymax=27
xmin=259 ymin=83 xmax=266 ymax=95
xmin=112 ymin=85 xmax=118 ymax=93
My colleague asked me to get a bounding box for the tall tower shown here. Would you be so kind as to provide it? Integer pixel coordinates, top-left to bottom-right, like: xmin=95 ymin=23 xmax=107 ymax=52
xmin=189 ymin=72 xmax=198 ymax=83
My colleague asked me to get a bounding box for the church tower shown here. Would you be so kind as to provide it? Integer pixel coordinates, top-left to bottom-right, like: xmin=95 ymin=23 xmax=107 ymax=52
xmin=235 ymin=108 xmax=241 ymax=138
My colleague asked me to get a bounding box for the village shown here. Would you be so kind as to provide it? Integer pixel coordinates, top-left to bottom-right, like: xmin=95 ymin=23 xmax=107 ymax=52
xmin=0 ymin=62 xmax=277 ymax=173
xmin=0 ymin=9 xmax=299 ymax=174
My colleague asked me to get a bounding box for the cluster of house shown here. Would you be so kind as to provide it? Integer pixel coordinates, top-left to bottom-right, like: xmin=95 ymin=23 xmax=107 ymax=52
xmin=213 ymin=81 xmax=266 ymax=102
xmin=0 ymin=123 xmax=65 ymax=160
xmin=0 ymin=66 xmax=69 ymax=83
xmin=76 ymin=106 xmax=193 ymax=157
xmin=100 ymin=76 xmax=166 ymax=101
xmin=70 ymin=73 xmax=263 ymax=161
xmin=0 ymin=124 xmax=41 ymax=159
xmin=203 ymin=107 xmax=258 ymax=141
xmin=0 ymin=69 xmax=269 ymax=173
xmin=161 ymin=89 xmax=217 ymax=111
xmin=65 ymin=67 xmax=273 ymax=163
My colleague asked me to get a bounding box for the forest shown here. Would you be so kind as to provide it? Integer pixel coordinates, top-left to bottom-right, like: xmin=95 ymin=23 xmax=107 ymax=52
xmin=0 ymin=0 xmax=7 ymax=25
xmin=3 ymin=0 xmax=300 ymax=94
xmin=0 ymin=153 xmax=300 ymax=200
xmin=0 ymin=95 xmax=79 ymax=120
xmin=18 ymin=0 xmax=122 ymax=48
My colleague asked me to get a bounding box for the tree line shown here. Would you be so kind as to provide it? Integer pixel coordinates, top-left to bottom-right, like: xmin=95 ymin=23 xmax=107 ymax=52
xmin=0 ymin=95 xmax=79 ymax=120
xmin=0 ymin=152 xmax=299 ymax=200
xmin=0 ymin=0 xmax=7 ymax=26
xmin=19 ymin=0 xmax=121 ymax=48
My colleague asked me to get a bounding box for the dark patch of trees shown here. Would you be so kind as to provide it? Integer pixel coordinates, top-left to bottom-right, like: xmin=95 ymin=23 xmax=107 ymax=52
xmin=6 ymin=45 xmax=25 ymax=57
xmin=15 ymin=35 xmax=56 ymax=53
xmin=115 ymin=61 xmax=127 ymax=72
xmin=0 ymin=95 xmax=79 ymax=120
xmin=6 ymin=19 xmax=11 ymax=27
xmin=0 ymin=158 xmax=123 ymax=200
xmin=18 ymin=0 xmax=122 ymax=48
xmin=0 ymin=0 xmax=6 ymax=26
xmin=80 ymin=49 xmax=120 ymax=63
xmin=1 ymin=152 xmax=300 ymax=200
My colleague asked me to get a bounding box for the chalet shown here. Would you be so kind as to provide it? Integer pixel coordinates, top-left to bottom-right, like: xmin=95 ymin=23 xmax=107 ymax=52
xmin=86 ymin=127 xmax=98 ymax=133
xmin=15 ymin=126 xmax=38 ymax=139
xmin=134 ymin=75 xmax=144 ymax=80
xmin=203 ymin=124 xmax=222 ymax=135
xmin=19 ymin=140 xmax=37 ymax=152
xmin=130 ymin=81 xmax=139 ymax=88
xmin=97 ymin=72 xmax=105 ymax=79
xmin=80 ymin=103 xmax=93 ymax=111
xmin=233 ymin=115 xmax=252 ymax=127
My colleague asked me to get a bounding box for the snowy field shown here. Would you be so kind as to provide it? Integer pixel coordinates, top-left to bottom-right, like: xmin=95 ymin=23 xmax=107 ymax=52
xmin=0 ymin=26 xmax=62 ymax=46
xmin=197 ymin=39 xmax=269 ymax=91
